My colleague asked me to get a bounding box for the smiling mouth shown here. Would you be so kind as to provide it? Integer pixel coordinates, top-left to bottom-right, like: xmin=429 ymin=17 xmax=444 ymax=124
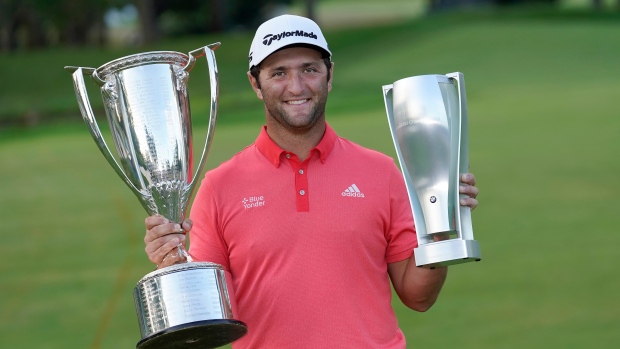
xmin=286 ymin=99 xmax=309 ymax=105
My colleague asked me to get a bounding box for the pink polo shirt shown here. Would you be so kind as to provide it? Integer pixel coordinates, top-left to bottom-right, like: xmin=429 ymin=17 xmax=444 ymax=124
xmin=189 ymin=123 xmax=417 ymax=348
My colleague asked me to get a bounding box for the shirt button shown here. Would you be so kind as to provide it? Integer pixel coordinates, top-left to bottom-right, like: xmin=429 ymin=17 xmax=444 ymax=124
xmin=299 ymin=190 xmax=305 ymax=196
xmin=286 ymin=154 xmax=291 ymax=159
xmin=299 ymin=169 xmax=304 ymax=175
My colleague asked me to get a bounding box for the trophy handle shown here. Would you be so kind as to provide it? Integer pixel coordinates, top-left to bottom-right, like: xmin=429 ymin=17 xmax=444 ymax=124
xmin=64 ymin=66 xmax=144 ymax=199
xmin=184 ymin=43 xmax=220 ymax=191
xmin=446 ymin=72 xmax=474 ymax=241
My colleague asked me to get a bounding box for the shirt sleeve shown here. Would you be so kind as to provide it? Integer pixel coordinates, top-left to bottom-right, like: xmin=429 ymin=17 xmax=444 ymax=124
xmin=188 ymin=174 xmax=231 ymax=271
xmin=385 ymin=161 xmax=418 ymax=264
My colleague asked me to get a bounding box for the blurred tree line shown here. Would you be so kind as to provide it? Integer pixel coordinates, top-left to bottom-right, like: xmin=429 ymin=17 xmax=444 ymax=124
xmin=429 ymin=0 xmax=619 ymax=11
xmin=0 ymin=0 xmax=299 ymax=51
xmin=0 ymin=0 xmax=617 ymax=52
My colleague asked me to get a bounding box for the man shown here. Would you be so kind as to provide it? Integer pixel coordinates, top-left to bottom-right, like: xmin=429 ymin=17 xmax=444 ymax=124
xmin=144 ymin=14 xmax=479 ymax=348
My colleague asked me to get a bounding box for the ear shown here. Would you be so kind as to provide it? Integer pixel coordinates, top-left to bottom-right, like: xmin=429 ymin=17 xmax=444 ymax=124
xmin=247 ymin=71 xmax=264 ymax=100
xmin=327 ymin=61 xmax=334 ymax=92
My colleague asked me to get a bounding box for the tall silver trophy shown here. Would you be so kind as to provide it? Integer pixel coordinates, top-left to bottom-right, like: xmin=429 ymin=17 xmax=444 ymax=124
xmin=383 ymin=72 xmax=481 ymax=268
xmin=65 ymin=43 xmax=247 ymax=348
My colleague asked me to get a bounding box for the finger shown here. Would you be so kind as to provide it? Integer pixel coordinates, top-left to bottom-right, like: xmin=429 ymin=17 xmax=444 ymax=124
xmin=145 ymin=233 xmax=186 ymax=255
xmin=460 ymin=173 xmax=476 ymax=186
xmin=459 ymin=197 xmax=478 ymax=211
xmin=147 ymin=236 xmax=185 ymax=266
xmin=181 ymin=218 xmax=193 ymax=232
xmin=459 ymin=185 xmax=479 ymax=199
xmin=145 ymin=214 xmax=169 ymax=230
xmin=145 ymin=222 xmax=185 ymax=244
xmin=158 ymin=248 xmax=186 ymax=269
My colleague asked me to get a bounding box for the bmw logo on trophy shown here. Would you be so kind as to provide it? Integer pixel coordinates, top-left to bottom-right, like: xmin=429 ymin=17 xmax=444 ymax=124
xmin=65 ymin=44 xmax=247 ymax=348
xmin=383 ymin=72 xmax=482 ymax=268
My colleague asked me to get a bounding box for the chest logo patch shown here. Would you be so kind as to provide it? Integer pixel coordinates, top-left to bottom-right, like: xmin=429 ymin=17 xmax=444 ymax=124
xmin=242 ymin=195 xmax=266 ymax=209
xmin=342 ymin=184 xmax=365 ymax=198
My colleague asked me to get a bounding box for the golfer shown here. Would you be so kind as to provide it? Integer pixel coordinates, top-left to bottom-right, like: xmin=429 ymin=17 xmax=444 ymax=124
xmin=144 ymin=14 xmax=479 ymax=348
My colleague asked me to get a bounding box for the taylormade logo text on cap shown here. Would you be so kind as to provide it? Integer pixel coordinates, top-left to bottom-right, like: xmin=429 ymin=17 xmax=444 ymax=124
xmin=262 ymin=30 xmax=318 ymax=46
xmin=248 ymin=14 xmax=331 ymax=69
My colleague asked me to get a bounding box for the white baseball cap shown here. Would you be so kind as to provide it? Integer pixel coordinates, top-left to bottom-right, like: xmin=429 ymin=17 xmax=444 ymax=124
xmin=248 ymin=14 xmax=331 ymax=69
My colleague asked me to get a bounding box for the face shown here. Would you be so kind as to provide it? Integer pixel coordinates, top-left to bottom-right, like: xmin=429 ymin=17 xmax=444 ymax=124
xmin=248 ymin=47 xmax=333 ymax=134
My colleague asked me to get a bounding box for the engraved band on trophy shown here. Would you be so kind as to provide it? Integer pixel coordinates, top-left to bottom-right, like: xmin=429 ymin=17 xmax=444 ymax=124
xmin=65 ymin=43 xmax=247 ymax=348
xmin=383 ymin=72 xmax=481 ymax=268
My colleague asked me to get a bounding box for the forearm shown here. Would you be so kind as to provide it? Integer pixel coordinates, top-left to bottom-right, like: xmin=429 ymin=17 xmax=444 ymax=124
xmin=389 ymin=256 xmax=448 ymax=312
xmin=404 ymin=261 xmax=447 ymax=311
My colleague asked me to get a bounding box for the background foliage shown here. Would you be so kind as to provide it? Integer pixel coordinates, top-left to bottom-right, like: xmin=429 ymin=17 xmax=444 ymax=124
xmin=1 ymin=1 xmax=619 ymax=348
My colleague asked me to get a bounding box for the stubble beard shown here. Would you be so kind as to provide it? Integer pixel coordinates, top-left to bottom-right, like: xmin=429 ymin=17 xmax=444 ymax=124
xmin=262 ymin=82 xmax=329 ymax=134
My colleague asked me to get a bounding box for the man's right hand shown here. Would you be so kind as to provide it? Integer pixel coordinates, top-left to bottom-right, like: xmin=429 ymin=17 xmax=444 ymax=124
xmin=144 ymin=215 xmax=193 ymax=269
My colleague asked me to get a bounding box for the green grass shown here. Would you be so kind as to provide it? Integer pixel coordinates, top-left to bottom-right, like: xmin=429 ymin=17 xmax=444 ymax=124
xmin=1 ymin=8 xmax=620 ymax=349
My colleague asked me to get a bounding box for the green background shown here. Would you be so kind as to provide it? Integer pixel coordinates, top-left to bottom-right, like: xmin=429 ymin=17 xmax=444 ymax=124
xmin=1 ymin=4 xmax=619 ymax=349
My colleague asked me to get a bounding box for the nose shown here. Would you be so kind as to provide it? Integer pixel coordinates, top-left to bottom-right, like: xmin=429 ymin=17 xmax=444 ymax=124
xmin=286 ymin=72 xmax=305 ymax=95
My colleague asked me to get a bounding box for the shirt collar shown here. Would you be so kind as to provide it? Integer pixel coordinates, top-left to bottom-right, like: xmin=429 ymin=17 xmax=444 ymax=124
xmin=256 ymin=122 xmax=337 ymax=167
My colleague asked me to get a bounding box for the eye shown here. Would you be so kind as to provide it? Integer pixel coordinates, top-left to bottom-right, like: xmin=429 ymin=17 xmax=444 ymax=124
xmin=272 ymin=71 xmax=284 ymax=77
xmin=304 ymin=67 xmax=318 ymax=73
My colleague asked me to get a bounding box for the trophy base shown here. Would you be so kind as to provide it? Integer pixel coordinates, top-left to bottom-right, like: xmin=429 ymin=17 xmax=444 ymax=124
xmin=136 ymin=319 xmax=248 ymax=349
xmin=414 ymin=239 xmax=481 ymax=268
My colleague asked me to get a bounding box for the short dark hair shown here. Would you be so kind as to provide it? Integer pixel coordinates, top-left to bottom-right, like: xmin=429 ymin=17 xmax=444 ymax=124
xmin=250 ymin=57 xmax=332 ymax=89
xmin=250 ymin=45 xmax=332 ymax=89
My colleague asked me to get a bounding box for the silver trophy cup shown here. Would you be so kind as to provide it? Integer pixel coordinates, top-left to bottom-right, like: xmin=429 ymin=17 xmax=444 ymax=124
xmin=383 ymin=72 xmax=481 ymax=268
xmin=65 ymin=43 xmax=247 ymax=348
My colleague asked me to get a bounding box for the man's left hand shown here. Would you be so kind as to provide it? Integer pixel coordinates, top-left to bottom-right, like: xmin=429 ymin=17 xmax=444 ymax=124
xmin=459 ymin=173 xmax=479 ymax=210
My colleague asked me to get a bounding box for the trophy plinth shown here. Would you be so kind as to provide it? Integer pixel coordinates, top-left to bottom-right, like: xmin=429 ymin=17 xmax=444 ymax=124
xmin=136 ymin=320 xmax=248 ymax=349
xmin=383 ymin=72 xmax=482 ymax=268
xmin=66 ymin=44 xmax=247 ymax=347
xmin=414 ymin=239 xmax=481 ymax=268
